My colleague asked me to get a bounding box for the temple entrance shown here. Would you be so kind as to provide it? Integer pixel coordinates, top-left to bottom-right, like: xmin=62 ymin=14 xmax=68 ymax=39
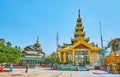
xmin=75 ymin=50 xmax=89 ymax=66
xmin=68 ymin=52 xmax=72 ymax=64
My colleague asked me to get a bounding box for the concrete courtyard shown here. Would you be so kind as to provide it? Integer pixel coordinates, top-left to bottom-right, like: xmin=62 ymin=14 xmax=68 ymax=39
xmin=0 ymin=67 xmax=120 ymax=77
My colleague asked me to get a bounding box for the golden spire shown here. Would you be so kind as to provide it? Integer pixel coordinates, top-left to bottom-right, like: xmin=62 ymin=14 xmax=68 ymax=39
xmin=71 ymin=10 xmax=89 ymax=44
xmin=75 ymin=9 xmax=85 ymax=38
xmin=77 ymin=9 xmax=81 ymax=22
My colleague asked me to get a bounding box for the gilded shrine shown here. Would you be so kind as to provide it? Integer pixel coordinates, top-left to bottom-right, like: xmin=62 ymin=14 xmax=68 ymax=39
xmin=58 ymin=10 xmax=102 ymax=66
xmin=105 ymin=38 xmax=120 ymax=74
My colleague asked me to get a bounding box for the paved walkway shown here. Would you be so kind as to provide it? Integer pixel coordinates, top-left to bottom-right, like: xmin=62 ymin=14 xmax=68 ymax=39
xmin=0 ymin=68 xmax=120 ymax=77
xmin=0 ymin=68 xmax=71 ymax=77
xmin=71 ymin=71 xmax=103 ymax=77
xmin=101 ymin=74 xmax=120 ymax=77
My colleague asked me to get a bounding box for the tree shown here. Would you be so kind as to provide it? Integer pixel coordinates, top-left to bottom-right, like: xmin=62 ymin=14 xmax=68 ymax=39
xmin=6 ymin=41 xmax=12 ymax=47
xmin=0 ymin=43 xmax=21 ymax=63
xmin=15 ymin=45 xmax=21 ymax=50
xmin=50 ymin=52 xmax=57 ymax=57
xmin=0 ymin=38 xmax=5 ymax=44
xmin=44 ymin=52 xmax=59 ymax=64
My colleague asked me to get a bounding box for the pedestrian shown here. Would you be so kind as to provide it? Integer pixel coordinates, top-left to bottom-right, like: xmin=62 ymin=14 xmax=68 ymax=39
xmin=25 ymin=63 xmax=29 ymax=73
xmin=10 ymin=64 xmax=13 ymax=72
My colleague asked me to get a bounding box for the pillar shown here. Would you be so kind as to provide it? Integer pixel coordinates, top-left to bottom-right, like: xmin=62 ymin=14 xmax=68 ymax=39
xmin=64 ymin=51 xmax=67 ymax=63
xmin=72 ymin=49 xmax=75 ymax=63
xmin=88 ymin=49 xmax=92 ymax=63
xmin=59 ymin=52 xmax=62 ymax=63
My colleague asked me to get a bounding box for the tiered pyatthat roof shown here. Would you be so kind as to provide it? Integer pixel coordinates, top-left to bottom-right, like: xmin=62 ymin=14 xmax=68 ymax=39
xmin=58 ymin=10 xmax=101 ymax=50
xmin=71 ymin=10 xmax=89 ymax=44
xmin=21 ymin=37 xmax=45 ymax=59
xmin=23 ymin=37 xmax=44 ymax=54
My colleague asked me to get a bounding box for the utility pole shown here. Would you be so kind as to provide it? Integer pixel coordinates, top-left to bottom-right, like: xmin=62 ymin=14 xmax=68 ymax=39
xmin=56 ymin=32 xmax=59 ymax=57
xmin=99 ymin=22 xmax=104 ymax=48
xmin=99 ymin=21 xmax=104 ymax=66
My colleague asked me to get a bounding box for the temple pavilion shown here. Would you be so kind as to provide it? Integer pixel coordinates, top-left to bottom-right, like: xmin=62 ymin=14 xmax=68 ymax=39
xmin=105 ymin=38 xmax=120 ymax=74
xmin=57 ymin=10 xmax=102 ymax=66
xmin=20 ymin=37 xmax=45 ymax=65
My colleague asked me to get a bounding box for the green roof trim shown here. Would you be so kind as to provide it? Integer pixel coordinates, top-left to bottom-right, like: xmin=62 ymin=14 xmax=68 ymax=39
xmin=20 ymin=57 xmax=39 ymax=60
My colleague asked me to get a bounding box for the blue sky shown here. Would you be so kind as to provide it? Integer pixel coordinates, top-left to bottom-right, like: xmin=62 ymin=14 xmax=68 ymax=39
xmin=0 ymin=0 xmax=120 ymax=55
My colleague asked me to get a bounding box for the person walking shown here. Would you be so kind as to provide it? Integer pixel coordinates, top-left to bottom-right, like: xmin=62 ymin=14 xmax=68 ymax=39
xmin=25 ymin=63 xmax=29 ymax=73
xmin=10 ymin=64 xmax=13 ymax=72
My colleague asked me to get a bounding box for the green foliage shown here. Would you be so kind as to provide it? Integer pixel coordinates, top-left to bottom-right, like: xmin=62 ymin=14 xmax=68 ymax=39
xmin=15 ymin=45 xmax=21 ymax=50
xmin=6 ymin=41 xmax=12 ymax=47
xmin=0 ymin=38 xmax=5 ymax=44
xmin=0 ymin=44 xmax=21 ymax=63
xmin=44 ymin=52 xmax=59 ymax=64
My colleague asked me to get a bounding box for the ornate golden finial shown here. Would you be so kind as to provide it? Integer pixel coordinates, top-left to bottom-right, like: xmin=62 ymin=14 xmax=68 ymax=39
xmin=78 ymin=9 xmax=80 ymax=18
